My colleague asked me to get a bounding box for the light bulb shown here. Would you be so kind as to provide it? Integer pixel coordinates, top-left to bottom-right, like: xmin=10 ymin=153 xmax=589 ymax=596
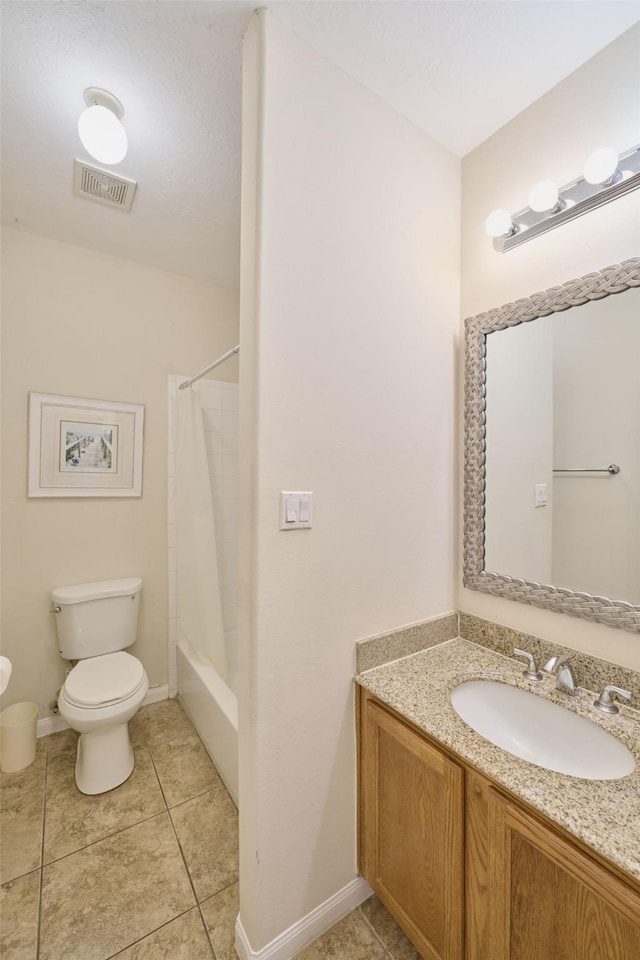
xmin=78 ymin=100 xmax=127 ymax=165
xmin=528 ymin=180 xmax=560 ymax=213
xmin=583 ymin=147 xmax=619 ymax=186
xmin=485 ymin=208 xmax=514 ymax=239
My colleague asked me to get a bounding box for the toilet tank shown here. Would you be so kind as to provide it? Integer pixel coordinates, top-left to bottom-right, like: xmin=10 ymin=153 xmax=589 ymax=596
xmin=52 ymin=578 xmax=142 ymax=660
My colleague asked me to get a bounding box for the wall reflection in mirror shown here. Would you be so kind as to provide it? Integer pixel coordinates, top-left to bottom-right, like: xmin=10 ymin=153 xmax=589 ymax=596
xmin=463 ymin=259 xmax=640 ymax=632
xmin=484 ymin=290 xmax=640 ymax=605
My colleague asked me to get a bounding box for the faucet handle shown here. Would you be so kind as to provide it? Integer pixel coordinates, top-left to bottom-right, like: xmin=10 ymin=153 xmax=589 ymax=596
xmin=513 ymin=648 xmax=543 ymax=682
xmin=594 ymin=684 xmax=632 ymax=715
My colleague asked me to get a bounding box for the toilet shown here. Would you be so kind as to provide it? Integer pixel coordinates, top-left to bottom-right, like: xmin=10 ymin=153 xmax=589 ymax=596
xmin=52 ymin=577 xmax=148 ymax=795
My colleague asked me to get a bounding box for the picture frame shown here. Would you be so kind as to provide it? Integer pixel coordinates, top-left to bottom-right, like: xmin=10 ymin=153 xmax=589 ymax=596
xmin=28 ymin=393 xmax=144 ymax=498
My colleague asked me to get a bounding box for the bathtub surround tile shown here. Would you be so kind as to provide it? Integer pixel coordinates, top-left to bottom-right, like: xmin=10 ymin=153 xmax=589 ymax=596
xmin=294 ymin=910 xmax=387 ymax=960
xmin=39 ymin=812 xmax=195 ymax=960
xmin=222 ymin=385 xmax=239 ymax=411
xmin=170 ymin=787 xmax=238 ymax=902
xmin=200 ymin=881 xmax=239 ymax=960
xmin=0 ymin=869 xmax=40 ymax=960
xmin=129 ymin=698 xmax=195 ymax=750
xmin=150 ymin=734 xmax=222 ymax=807
xmin=112 ymin=908 xmax=214 ymax=959
xmin=0 ymin=787 xmax=44 ymax=884
xmin=43 ymin=748 xmax=166 ymax=863
xmin=356 ymin=612 xmax=459 ymax=673
xmin=459 ymin=613 xmax=640 ymax=701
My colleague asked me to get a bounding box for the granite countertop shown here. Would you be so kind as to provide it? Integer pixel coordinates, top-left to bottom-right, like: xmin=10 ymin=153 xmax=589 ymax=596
xmin=356 ymin=637 xmax=640 ymax=884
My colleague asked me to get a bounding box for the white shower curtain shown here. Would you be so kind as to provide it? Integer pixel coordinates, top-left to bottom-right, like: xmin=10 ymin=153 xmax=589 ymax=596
xmin=175 ymin=383 xmax=228 ymax=679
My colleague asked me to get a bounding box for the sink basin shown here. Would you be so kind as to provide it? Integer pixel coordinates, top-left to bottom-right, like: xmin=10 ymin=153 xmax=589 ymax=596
xmin=451 ymin=679 xmax=635 ymax=780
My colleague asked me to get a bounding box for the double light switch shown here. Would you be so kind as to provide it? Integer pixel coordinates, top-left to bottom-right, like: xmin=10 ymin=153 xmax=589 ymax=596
xmin=279 ymin=491 xmax=313 ymax=530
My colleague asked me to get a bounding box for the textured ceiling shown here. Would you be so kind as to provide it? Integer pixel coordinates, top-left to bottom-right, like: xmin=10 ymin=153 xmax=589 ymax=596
xmin=2 ymin=1 xmax=639 ymax=288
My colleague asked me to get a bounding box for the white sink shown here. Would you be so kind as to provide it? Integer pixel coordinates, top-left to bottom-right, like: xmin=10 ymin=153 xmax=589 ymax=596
xmin=451 ymin=679 xmax=635 ymax=780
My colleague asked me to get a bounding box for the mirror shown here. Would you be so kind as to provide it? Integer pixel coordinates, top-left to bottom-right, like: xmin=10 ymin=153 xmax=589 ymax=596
xmin=463 ymin=258 xmax=640 ymax=633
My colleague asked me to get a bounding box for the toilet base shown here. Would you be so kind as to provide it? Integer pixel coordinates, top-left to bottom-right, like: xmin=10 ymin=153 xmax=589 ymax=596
xmin=75 ymin=722 xmax=135 ymax=795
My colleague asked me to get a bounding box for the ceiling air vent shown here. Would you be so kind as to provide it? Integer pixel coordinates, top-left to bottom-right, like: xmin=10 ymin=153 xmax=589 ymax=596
xmin=73 ymin=159 xmax=137 ymax=212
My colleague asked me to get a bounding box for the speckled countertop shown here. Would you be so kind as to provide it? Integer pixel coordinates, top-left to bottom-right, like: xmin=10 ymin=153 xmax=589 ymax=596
xmin=356 ymin=638 xmax=640 ymax=884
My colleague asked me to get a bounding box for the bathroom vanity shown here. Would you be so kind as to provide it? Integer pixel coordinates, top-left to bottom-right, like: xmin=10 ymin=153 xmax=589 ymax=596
xmin=356 ymin=640 xmax=640 ymax=960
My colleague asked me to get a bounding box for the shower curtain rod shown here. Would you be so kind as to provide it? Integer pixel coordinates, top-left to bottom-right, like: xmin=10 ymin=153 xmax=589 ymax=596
xmin=179 ymin=344 xmax=240 ymax=389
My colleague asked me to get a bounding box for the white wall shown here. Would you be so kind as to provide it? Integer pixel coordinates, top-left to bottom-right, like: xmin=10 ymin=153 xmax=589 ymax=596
xmin=238 ymin=10 xmax=460 ymax=952
xmin=484 ymin=319 xmax=553 ymax=582
xmin=460 ymin=24 xmax=640 ymax=669
xmin=1 ymin=228 xmax=238 ymax=715
xmin=551 ymin=295 xmax=640 ymax=603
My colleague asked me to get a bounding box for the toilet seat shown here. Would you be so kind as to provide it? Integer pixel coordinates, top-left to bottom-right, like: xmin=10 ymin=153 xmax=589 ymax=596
xmin=64 ymin=651 xmax=146 ymax=708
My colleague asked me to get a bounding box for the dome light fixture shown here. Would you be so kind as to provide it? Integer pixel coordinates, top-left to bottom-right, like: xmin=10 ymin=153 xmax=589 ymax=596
xmin=78 ymin=88 xmax=128 ymax=166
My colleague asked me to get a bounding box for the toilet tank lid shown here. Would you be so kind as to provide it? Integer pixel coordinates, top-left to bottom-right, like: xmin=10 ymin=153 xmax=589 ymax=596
xmin=52 ymin=577 xmax=142 ymax=605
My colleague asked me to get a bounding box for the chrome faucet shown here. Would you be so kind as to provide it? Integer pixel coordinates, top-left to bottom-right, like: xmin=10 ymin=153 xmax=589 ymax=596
xmin=543 ymin=655 xmax=578 ymax=697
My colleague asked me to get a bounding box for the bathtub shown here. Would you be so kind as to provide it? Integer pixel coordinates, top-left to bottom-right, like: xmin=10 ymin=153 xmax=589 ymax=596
xmin=177 ymin=639 xmax=238 ymax=807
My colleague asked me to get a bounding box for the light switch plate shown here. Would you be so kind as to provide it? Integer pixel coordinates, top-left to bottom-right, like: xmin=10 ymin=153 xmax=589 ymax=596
xmin=534 ymin=483 xmax=548 ymax=507
xmin=279 ymin=491 xmax=313 ymax=530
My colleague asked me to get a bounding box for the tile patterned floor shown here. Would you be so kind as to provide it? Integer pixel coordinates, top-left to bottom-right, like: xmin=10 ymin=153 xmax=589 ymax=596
xmin=1 ymin=699 xmax=238 ymax=960
xmin=293 ymin=896 xmax=422 ymax=960
xmin=1 ymin=697 xmax=420 ymax=960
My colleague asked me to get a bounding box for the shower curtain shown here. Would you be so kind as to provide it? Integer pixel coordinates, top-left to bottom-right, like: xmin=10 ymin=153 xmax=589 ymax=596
xmin=175 ymin=383 xmax=228 ymax=679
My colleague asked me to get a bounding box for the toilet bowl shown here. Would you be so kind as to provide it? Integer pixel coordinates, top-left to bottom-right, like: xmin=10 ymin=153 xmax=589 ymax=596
xmin=52 ymin=577 xmax=147 ymax=795
xmin=57 ymin=651 xmax=148 ymax=794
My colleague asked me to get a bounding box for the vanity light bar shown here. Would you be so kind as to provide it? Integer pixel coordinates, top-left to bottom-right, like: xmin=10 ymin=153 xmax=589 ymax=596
xmin=490 ymin=144 xmax=640 ymax=252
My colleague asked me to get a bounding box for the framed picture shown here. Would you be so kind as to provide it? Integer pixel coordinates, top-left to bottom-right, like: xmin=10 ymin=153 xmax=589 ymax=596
xmin=28 ymin=393 xmax=144 ymax=497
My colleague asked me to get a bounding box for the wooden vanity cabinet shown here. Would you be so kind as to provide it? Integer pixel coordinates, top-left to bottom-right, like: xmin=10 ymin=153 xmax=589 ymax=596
xmin=359 ymin=692 xmax=465 ymax=960
xmin=486 ymin=789 xmax=640 ymax=960
xmin=358 ymin=687 xmax=640 ymax=960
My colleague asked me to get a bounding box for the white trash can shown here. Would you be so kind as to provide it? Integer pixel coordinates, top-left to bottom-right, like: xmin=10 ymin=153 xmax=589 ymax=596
xmin=0 ymin=701 xmax=39 ymax=773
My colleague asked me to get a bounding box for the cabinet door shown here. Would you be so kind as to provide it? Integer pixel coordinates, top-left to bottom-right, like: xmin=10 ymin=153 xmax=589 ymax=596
xmin=360 ymin=694 xmax=464 ymax=960
xmin=488 ymin=789 xmax=640 ymax=960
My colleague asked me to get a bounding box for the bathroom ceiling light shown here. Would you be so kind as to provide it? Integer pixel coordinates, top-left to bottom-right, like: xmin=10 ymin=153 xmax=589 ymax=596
xmin=488 ymin=143 xmax=640 ymax=252
xmin=583 ymin=147 xmax=620 ymax=186
xmin=78 ymin=88 xmax=128 ymax=166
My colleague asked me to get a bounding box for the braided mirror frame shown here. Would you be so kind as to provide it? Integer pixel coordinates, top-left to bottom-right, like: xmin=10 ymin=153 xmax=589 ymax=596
xmin=463 ymin=257 xmax=640 ymax=633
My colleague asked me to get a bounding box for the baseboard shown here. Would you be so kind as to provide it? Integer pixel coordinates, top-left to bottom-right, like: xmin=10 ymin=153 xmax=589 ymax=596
xmin=37 ymin=715 xmax=69 ymax=738
xmin=234 ymin=876 xmax=373 ymax=960
xmin=144 ymin=684 xmax=170 ymax=705
xmin=36 ymin=684 xmax=169 ymax=738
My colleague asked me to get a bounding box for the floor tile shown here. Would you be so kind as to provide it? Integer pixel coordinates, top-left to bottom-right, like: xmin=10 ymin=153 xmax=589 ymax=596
xmin=44 ymin=748 xmax=166 ymax=863
xmin=0 ymin=737 xmax=46 ymax=804
xmin=389 ymin=930 xmax=423 ymax=960
xmin=0 ymin=869 xmax=40 ymax=960
xmin=40 ymin=812 xmax=195 ymax=960
xmin=170 ymin=787 xmax=238 ymax=902
xmin=112 ymin=907 xmax=214 ymax=959
xmin=129 ymin=699 xmax=195 ymax=750
xmin=0 ymin=787 xmax=44 ymax=884
xmin=45 ymin=729 xmax=78 ymax=788
xmin=294 ymin=911 xmax=387 ymax=960
xmin=200 ymin=881 xmax=239 ymax=960
xmin=150 ymin=734 xmax=222 ymax=807
xmin=359 ymin=894 xmax=403 ymax=949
